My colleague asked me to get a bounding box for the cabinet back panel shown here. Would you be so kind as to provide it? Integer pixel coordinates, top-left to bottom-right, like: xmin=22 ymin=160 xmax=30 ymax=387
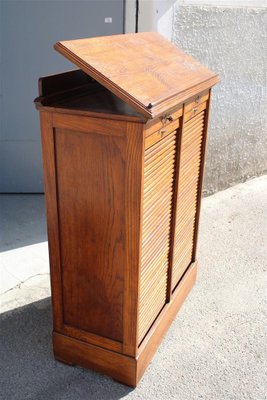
xmin=54 ymin=128 xmax=125 ymax=342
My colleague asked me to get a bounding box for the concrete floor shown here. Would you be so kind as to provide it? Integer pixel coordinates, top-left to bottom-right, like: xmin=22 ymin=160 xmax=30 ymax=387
xmin=0 ymin=175 xmax=266 ymax=400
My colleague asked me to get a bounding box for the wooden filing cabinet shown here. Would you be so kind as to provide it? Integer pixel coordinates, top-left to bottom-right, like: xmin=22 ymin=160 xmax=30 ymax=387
xmin=35 ymin=32 xmax=219 ymax=387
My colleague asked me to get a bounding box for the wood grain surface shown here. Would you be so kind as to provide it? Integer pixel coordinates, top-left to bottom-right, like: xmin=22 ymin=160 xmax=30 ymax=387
xmin=54 ymin=127 xmax=126 ymax=342
xmin=138 ymin=129 xmax=177 ymax=343
xmin=54 ymin=32 xmax=219 ymax=118
xmin=37 ymin=33 xmax=219 ymax=385
xmin=171 ymin=106 xmax=207 ymax=290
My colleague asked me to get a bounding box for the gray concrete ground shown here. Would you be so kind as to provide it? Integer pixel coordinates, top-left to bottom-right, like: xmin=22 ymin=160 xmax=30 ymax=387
xmin=0 ymin=176 xmax=266 ymax=400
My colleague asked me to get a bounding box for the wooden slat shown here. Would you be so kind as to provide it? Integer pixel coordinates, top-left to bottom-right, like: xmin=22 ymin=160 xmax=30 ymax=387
xmin=144 ymin=136 xmax=176 ymax=162
xmin=139 ymin=281 xmax=167 ymax=337
xmin=140 ymin=259 xmax=168 ymax=288
xmin=141 ymin=233 xmax=171 ymax=266
xmin=171 ymin=106 xmax=206 ymax=290
xmin=142 ymin=229 xmax=172 ymax=265
xmin=142 ymin=215 xmax=171 ymax=245
xmin=140 ymin=267 xmax=168 ymax=302
xmin=143 ymin=191 xmax=173 ymax=222
xmin=181 ymin=133 xmax=202 ymax=150
xmin=143 ymin=186 xmax=174 ymax=213
xmin=142 ymin=205 xmax=172 ymax=237
xmin=183 ymin=111 xmax=205 ymax=129
xmin=138 ymin=127 xmax=177 ymax=343
xmin=192 ymin=92 xmax=212 ymax=261
xmin=144 ymin=150 xmax=176 ymax=177
xmin=139 ymin=289 xmax=166 ymax=319
xmin=139 ymin=274 xmax=167 ymax=310
xmin=144 ymin=173 xmax=174 ymax=202
xmin=144 ymin=164 xmax=175 ymax=192
xmin=182 ymin=118 xmax=205 ymax=138
xmin=141 ymin=241 xmax=170 ymax=270
xmin=137 ymin=263 xmax=197 ymax=384
xmin=143 ymin=180 xmax=174 ymax=209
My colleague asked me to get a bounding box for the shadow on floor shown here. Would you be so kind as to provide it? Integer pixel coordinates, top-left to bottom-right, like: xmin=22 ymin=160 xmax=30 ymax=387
xmin=0 ymin=298 xmax=132 ymax=400
xmin=0 ymin=194 xmax=47 ymax=252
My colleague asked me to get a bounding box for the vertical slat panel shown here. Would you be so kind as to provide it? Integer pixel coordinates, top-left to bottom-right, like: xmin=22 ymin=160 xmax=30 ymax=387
xmin=171 ymin=106 xmax=207 ymax=290
xmin=138 ymin=129 xmax=177 ymax=344
xmin=192 ymin=92 xmax=212 ymax=260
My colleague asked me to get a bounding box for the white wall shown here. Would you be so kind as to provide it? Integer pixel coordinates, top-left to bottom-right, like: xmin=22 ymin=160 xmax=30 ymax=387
xmin=125 ymin=0 xmax=175 ymax=39
xmin=125 ymin=0 xmax=267 ymax=194
xmin=125 ymin=0 xmax=267 ymax=36
xmin=178 ymin=0 xmax=266 ymax=5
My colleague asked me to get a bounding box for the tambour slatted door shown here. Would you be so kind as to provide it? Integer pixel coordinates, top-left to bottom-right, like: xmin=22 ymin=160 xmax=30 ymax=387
xmin=138 ymin=128 xmax=178 ymax=343
xmin=171 ymin=101 xmax=208 ymax=291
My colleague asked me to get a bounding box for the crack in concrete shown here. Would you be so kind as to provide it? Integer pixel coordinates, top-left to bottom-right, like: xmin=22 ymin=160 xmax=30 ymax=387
xmin=1 ymin=273 xmax=49 ymax=295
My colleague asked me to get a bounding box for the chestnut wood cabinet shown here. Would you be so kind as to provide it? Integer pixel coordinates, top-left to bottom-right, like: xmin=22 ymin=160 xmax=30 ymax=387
xmin=35 ymin=32 xmax=219 ymax=387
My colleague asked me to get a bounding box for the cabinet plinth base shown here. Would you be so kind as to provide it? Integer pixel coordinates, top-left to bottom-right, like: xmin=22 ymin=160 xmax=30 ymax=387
xmin=53 ymin=261 xmax=197 ymax=387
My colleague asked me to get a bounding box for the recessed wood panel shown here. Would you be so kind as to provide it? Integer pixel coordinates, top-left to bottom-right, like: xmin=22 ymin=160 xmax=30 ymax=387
xmin=54 ymin=128 xmax=126 ymax=342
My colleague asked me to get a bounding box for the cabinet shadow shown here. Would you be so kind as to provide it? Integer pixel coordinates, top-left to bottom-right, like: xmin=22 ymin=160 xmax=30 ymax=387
xmin=0 ymin=298 xmax=132 ymax=400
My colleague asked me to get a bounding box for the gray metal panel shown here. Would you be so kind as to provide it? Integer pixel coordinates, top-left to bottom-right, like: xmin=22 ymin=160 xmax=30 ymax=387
xmin=0 ymin=0 xmax=124 ymax=192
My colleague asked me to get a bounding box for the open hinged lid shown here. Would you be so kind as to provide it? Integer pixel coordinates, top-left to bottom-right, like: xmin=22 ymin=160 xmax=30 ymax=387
xmin=54 ymin=32 xmax=219 ymax=119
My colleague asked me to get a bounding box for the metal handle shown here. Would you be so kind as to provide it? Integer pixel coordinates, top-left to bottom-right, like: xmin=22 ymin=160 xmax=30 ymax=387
xmin=195 ymin=96 xmax=200 ymax=104
xmin=158 ymin=129 xmax=166 ymax=138
xmin=161 ymin=114 xmax=173 ymax=124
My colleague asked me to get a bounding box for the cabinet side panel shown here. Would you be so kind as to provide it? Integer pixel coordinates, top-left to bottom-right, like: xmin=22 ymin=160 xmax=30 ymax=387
xmin=54 ymin=127 xmax=126 ymax=342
